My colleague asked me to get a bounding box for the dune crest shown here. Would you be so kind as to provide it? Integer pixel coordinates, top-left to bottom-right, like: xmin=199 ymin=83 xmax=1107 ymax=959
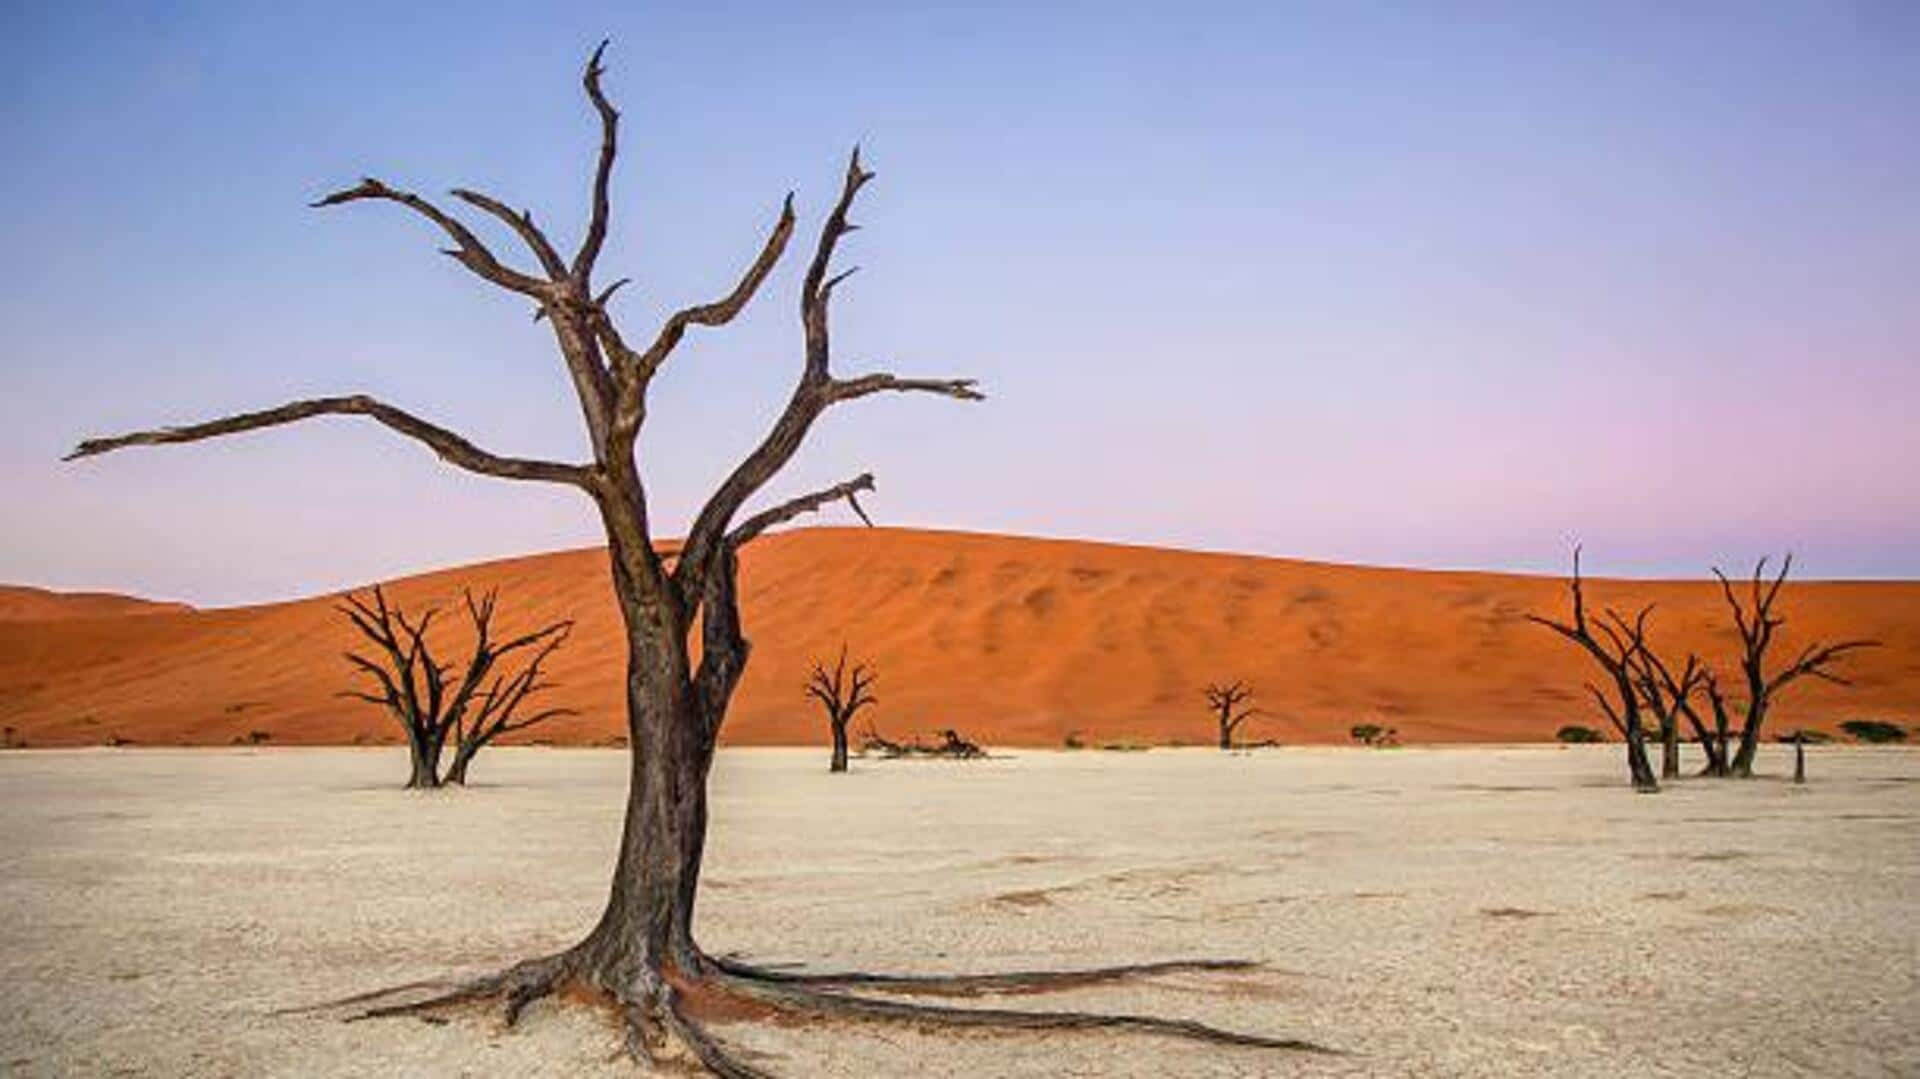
xmin=2 ymin=527 xmax=1914 ymax=747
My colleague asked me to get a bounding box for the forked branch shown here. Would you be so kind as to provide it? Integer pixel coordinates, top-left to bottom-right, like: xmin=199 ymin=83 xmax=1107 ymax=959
xmin=728 ymin=474 xmax=876 ymax=549
xmin=312 ymin=179 xmax=554 ymax=297
xmin=449 ymin=188 xmax=567 ymax=279
xmin=622 ymin=195 xmax=798 ymax=392
xmin=672 ymin=149 xmax=981 ymax=602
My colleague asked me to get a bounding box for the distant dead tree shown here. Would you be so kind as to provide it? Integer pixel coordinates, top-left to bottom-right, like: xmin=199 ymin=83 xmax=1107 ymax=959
xmin=933 ymin=727 xmax=985 ymax=758
xmin=805 ymin=644 xmax=877 ymax=773
xmin=1712 ymin=555 xmax=1879 ymax=778
xmin=338 ymin=587 xmax=573 ymax=788
xmin=1527 ymin=547 xmax=1660 ymax=791
xmin=857 ymin=723 xmax=985 ymax=760
xmin=68 ymin=44 xmax=1317 ymax=1068
xmin=1204 ymin=681 xmax=1260 ymax=750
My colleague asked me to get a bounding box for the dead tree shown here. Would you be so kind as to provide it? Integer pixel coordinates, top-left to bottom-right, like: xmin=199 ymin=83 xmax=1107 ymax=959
xmin=934 ymin=728 xmax=986 ymax=758
xmin=805 ymin=644 xmax=876 ymax=773
xmin=68 ymin=43 xmax=1324 ymax=1074
xmin=338 ymin=586 xmax=572 ymax=788
xmin=1526 ymin=547 xmax=1660 ymax=791
xmin=445 ymin=606 xmax=573 ymax=786
xmin=1621 ymin=642 xmax=1706 ymax=781
xmin=1204 ymin=681 xmax=1259 ymax=750
xmin=1712 ymin=555 xmax=1879 ymax=778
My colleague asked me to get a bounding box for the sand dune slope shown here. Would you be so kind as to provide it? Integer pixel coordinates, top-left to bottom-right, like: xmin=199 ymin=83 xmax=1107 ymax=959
xmin=2 ymin=528 xmax=1915 ymax=747
xmin=0 ymin=586 xmax=189 ymax=623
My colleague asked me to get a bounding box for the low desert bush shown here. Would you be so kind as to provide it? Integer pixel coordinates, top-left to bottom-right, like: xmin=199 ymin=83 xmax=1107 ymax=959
xmin=1774 ymin=728 xmax=1833 ymax=745
xmin=1839 ymin=719 xmax=1907 ymax=744
xmin=1556 ymin=724 xmax=1603 ymax=744
xmin=1350 ymin=723 xmax=1398 ymax=747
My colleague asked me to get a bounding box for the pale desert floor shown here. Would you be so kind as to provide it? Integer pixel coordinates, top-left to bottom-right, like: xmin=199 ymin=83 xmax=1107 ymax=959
xmin=1 ymin=745 xmax=1915 ymax=1077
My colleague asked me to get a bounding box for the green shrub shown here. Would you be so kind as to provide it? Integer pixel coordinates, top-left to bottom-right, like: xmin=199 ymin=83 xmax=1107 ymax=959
xmin=1839 ymin=719 xmax=1907 ymax=744
xmin=1350 ymin=723 xmax=1398 ymax=747
xmin=1556 ymin=724 xmax=1603 ymax=744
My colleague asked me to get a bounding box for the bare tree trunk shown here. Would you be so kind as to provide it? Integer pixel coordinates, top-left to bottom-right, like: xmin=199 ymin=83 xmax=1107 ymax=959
xmin=444 ymin=742 xmax=475 ymax=786
xmin=1661 ymin=720 xmax=1681 ymax=780
xmin=1624 ymin=720 xmax=1658 ymax=791
xmin=830 ymin=717 xmax=850 ymax=772
xmin=569 ymin=620 xmax=713 ymax=1017
xmin=406 ymin=731 xmax=444 ymax=789
xmin=1792 ymin=735 xmax=1806 ymax=784
xmin=1730 ymin=699 xmax=1765 ymax=778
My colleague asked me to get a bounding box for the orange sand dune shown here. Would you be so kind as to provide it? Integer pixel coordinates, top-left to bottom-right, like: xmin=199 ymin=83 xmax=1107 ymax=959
xmin=0 ymin=586 xmax=190 ymax=623
xmin=1 ymin=528 xmax=1915 ymax=748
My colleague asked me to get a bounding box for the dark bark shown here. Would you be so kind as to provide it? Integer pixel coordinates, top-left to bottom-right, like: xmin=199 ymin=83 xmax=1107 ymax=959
xmin=1527 ymin=547 xmax=1659 ymax=792
xmin=71 ymin=43 xmax=1322 ymax=1073
xmin=1620 ymin=641 xmax=1704 ymax=782
xmin=336 ymin=585 xmax=572 ymax=789
xmin=1204 ymin=681 xmax=1258 ymax=750
xmin=1712 ymin=556 xmax=1878 ymax=778
xmin=806 ymin=644 xmax=876 ymax=774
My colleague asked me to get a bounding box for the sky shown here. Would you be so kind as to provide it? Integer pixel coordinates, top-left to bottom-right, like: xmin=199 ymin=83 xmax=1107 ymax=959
xmin=3 ymin=1 xmax=1917 ymax=605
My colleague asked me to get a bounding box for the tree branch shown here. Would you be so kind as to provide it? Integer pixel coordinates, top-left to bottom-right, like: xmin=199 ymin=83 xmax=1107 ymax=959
xmin=829 ymin=374 xmax=985 ymax=403
xmin=802 ymin=148 xmax=874 ymax=379
xmin=312 ymin=179 xmax=553 ymax=298
xmin=66 ymin=395 xmax=591 ymax=488
xmin=669 ymin=149 xmax=979 ymax=605
xmin=449 ymin=188 xmax=567 ymax=279
xmin=572 ymin=39 xmax=618 ymax=283
xmin=727 ymin=474 xmax=876 ymax=550
xmin=624 ymin=195 xmax=797 ymax=391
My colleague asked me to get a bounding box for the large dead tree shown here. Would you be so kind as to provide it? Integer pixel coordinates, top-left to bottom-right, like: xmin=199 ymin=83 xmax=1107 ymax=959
xmin=1527 ymin=548 xmax=1660 ymax=791
xmin=338 ymin=586 xmax=573 ymax=788
xmin=1203 ymin=681 xmax=1259 ymax=750
xmin=805 ymin=644 xmax=877 ymax=773
xmin=69 ymin=43 xmax=1324 ymax=1075
xmin=1712 ymin=555 xmax=1878 ymax=778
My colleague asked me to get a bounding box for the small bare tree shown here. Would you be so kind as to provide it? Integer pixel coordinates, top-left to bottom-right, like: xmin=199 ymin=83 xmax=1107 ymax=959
xmin=805 ymin=644 xmax=877 ymax=773
xmin=1713 ymin=555 xmax=1879 ymax=778
xmin=1204 ymin=681 xmax=1259 ymax=750
xmin=1527 ymin=547 xmax=1660 ymax=791
xmin=339 ymin=587 xmax=573 ymax=788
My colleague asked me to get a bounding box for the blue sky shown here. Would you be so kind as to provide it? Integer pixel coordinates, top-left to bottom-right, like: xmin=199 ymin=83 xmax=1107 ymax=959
xmin=4 ymin=1 xmax=1917 ymax=604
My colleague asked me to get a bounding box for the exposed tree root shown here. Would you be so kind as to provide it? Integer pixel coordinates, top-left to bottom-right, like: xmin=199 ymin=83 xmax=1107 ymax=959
xmin=335 ymin=951 xmax=574 ymax=1025
xmin=714 ymin=966 xmax=1338 ymax=1055
xmin=708 ymin=954 xmax=1261 ymax=999
xmin=303 ymin=950 xmax=1336 ymax=1075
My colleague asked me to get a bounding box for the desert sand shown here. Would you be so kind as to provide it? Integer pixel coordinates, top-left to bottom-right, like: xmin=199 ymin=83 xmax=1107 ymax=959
xmin=1 ymin=744 xmax=1915 ymax=1077
xmin=3 ymin=528 xmax=1917 ymax=750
